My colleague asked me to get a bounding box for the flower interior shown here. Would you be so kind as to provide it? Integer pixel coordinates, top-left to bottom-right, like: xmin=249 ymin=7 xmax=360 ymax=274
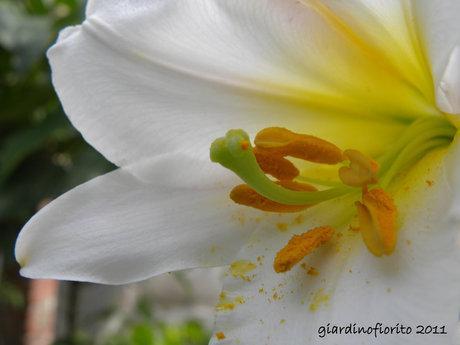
xmin=210 ymin=116 xmax=456 ymax=272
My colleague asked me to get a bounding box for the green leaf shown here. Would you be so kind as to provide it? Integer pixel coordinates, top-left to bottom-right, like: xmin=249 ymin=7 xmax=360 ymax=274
xmin=0 ymin=112 xmax=75 ymax=186
xmin=0 ymin=281 xmax=25 ymax=308
xmin=131 ymin=324 xmax=154 ymax=345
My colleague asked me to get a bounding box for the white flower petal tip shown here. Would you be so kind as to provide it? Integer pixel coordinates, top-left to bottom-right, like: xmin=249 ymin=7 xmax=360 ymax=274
xmin=14 ymin=161 xmax=259 ymax=285
xmin=436 ymin=46 xmax=460 ymax=115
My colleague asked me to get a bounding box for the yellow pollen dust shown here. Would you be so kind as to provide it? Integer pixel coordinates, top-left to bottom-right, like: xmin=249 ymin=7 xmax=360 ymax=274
xmin=216 ymin=292 xmax=245 ymax=311
xmin=309 ymin=288 xmax=330 ymax=312
xmin=230 ymin=260 xmax=257 ymax=281
xmin=230 ymin=180 xmax=316 ymax=213
xmin=215 ymin=332 xmax=226 ymax=341
xmin=274 ymin=226 xmax=335 ymax=273
xmin=355 ymin=188 xmax=398 ymax=256
xmin=339 ymin=149 xmax=379 ymax=187
xmin=254 ymin=127 xmax=343 ymax=164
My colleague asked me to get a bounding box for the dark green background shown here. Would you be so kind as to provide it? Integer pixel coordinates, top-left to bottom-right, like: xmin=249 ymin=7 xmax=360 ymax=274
xmin=0 ymin=1 xmax=210 ymax=344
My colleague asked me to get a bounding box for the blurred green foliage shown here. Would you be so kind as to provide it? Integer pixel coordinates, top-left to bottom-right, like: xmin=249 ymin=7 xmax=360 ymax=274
xmin=55 ymin=321 xmax=210 ymax=345
xmin=54 ymin=294 xmax=210 ymax=345
xmin=0 ymin=0 xmax=114 ymax=265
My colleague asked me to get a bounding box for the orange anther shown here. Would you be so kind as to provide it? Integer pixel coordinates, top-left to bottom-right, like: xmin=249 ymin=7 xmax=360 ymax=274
xmin=254 ymin=127 xmax=343 ymax=164
xmin=355 ymin=188 xmax=397 ymax=256
xmin=230 ymin=181 xmax=316 ymax=213
xmin=254 ymin=147 xmax=299 ymax=180
xmin=339 ymin=149 xmax=379 ymax=187
xmin=274 ymin=226 xmax=335 ymax=273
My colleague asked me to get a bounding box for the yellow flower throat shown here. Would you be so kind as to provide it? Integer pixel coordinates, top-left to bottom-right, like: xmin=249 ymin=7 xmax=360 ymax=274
xmin=210 ymin=116 xmax=456 ymax=272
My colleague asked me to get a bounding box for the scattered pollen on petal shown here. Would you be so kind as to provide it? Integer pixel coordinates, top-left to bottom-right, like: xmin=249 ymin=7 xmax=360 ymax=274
xmin=273 ymin=226 xmax=335 ymax=273
xmin=216 ymin=332 xmax=226 ymax=340
xmin=254 ymin=127 xmax=343 ymax=164
xmin=309 ymin=288 xmax=330 ymax=312
xmin=254 ymin=147 xmax=299 ymax=180
xmin=216 ymin=291 xmax=245 ymax=312
xmin=356 ymin=188 xmax=397 ymax=256
xmin=230 ymin=260 xmax=257 ymax=281
xmin=301 ymin=263 xmax=320 ymax=276
xmin=307 ymin=265 xmax=319 ymax=276
xmin=276 ymin=223 xmax=289 ymax=232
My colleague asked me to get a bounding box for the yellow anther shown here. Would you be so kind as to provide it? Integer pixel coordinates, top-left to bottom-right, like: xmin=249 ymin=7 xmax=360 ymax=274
xmin=230 ymin=181 xmax=316 ymax=213
xmin=254 ymin=127 xmax=343 ymax=165
xmin=273 ymin=226 xmax=335 ymax=273
xmin=355 ymin=188 xmax=397 ymax=257
xmin=339 ymin=149 xmax=379 ymax=187
xmin=253 ymin=147 xmax=299 ymax=180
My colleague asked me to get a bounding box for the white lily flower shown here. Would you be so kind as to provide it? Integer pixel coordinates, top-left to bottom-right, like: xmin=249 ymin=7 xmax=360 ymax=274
xmin=15 ymin=1 xmax=460 ymax=344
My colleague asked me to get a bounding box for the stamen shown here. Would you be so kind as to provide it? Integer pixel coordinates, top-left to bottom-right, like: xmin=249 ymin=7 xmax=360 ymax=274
xmin=254 ymin=127 xmax=343 ymax=164
xmin=355 ymin=188 xmax=397 ymax=257
xmin=230 ymin=181 xmax=316 ymax=213
xmin=339 ymin=149 xmax=379 ymax=187
xmin=274 ymin=226 xmax=335 ymax=273
xmin=210 ymin=117 xmax=456 ymax=261
xmin=254 ymin=147 xmax=299 ymax=180
xmin=210 ymin=130 xmax=353 ymax=206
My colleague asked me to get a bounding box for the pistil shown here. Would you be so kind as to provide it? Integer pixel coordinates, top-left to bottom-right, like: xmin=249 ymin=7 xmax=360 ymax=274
xmin=210 ymin=130 xmax=353 ymax=206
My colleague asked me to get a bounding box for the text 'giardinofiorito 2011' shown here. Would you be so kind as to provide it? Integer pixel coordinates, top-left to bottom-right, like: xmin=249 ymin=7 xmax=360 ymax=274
xmin=317 ymin=323 xmax=448 ymax=339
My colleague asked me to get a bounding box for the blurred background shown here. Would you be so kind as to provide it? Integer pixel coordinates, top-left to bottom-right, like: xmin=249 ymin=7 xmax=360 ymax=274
xmin=0 ymin=1 xmax=221 ymax=344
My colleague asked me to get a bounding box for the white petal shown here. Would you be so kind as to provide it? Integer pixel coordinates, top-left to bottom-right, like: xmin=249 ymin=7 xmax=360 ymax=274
xmin=210 ymin=149 xmax=460 ymax=345
xmin=413 ymin=0 xmax=460 ymax=114
xmin=48 ymin=0 xmax=434 ymax=167
xmin=445 ymin=134 xmax=460 ymax=223
xmin=436 ymin=46 xmax=460 ymax=114
xmin=299 ymin=0 xmax=436 ymax=102
xmin=15 ymin=154 xmax=260 ymax=284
